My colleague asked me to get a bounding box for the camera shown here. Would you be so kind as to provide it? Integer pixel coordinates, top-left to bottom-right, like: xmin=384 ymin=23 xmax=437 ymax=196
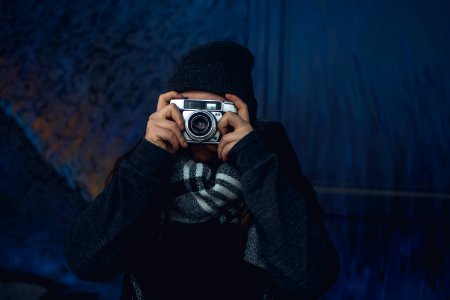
xmin=170 ymin=98 xmax=237 ymax=144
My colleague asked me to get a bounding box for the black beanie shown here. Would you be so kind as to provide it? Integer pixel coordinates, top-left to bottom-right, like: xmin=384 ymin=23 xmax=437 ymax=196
xmin=167 ymin=41 xmax=257 ymax=124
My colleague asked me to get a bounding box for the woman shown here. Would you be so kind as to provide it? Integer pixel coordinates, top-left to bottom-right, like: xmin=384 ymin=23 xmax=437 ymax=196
xmin=65 ymin=41 xmax=339 ymax=299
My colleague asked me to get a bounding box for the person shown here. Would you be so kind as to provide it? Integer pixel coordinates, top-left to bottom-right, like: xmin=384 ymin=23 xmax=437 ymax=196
xmin=65 ymin=41 xmax=339 ymax=300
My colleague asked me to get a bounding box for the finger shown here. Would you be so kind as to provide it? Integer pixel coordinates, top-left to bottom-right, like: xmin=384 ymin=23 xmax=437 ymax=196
xmin=153 ymin=119 xmax=187 ymax=148
xmin=218 ymin=112 xmax=242 ymax=135
xmin=157 ymin=91 xmax=183 ymax=111
xmin=217 ymin=113 xmax=231 ymax=136
xmin=217 ymin=132 xmax=235 ymax=160
xmin=160 ymin=103 xmax=185 ymax=131
xmin=225 ymin=93 xmax=250 ymax=122
xmin=152 ymin=125 xmax=181 ymax=153
xmin=218 ymin=128 xmax=253 ymax=160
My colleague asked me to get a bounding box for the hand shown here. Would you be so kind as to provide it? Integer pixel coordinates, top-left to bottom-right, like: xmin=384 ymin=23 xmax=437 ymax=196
xmin=145 ymin=91 xmax=188 ymax=154
xmin=217 ymin=94 xmax=254 ymax=161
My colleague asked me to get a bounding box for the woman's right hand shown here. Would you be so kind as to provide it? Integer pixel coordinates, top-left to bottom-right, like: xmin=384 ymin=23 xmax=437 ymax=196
xmin=145 ymin=91 xmax=188 ymax=154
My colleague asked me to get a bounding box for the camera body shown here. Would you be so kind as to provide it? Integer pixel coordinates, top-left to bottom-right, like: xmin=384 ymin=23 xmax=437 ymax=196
xmin=170 ymin=98 xmax=237 ymax=144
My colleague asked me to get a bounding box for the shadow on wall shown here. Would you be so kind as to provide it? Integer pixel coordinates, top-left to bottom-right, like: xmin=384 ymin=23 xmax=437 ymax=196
xmin=0 ymin=109 xmax=122 ymax=299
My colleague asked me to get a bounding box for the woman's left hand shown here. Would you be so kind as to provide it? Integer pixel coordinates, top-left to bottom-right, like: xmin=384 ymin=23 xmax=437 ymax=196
xmin=217 ymin=93 xmax=254 ymax=161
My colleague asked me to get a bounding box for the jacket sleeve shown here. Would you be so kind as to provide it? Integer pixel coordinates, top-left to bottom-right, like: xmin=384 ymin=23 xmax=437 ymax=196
xmin=64 ymin=139 xmax=175 ymax=281
xmin=228 ymin=123 xmax=339 ymax=299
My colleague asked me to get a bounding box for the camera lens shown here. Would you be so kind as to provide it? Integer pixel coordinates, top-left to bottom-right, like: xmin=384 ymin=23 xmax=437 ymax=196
xmin=186 ymin=111 xmax=216 ymax=142
xmin=191 ymin=115 xmax=209 ymax=134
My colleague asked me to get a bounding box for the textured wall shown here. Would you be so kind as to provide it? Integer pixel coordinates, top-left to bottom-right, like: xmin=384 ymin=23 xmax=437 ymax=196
xmin=0 ymin=0 xmax=249 ymax=199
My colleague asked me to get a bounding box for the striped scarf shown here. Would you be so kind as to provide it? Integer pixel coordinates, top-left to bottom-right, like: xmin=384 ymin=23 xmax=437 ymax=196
xmin=168 ymin=152 xmax=266 ymax=269
xmin=129 ymin=152 xmax=268 ymax=300
xmin=169 ymin=152 xmax=243 ymax=224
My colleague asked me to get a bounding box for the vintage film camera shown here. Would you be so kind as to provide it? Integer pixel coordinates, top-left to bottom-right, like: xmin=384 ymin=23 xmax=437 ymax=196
xmin=170 ymin=98 xmax=237 ymax=144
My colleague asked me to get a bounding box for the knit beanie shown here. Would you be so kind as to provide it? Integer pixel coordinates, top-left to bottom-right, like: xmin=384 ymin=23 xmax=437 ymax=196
xmin=167 ymin=41 xmax=258 ymax=124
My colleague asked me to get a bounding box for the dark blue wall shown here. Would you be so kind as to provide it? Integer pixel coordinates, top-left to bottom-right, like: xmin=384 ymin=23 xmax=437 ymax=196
xmin=1 ymin=0 xmax=449 ymax=299
xmin=249 ymin=0 xmax=450 ymax=193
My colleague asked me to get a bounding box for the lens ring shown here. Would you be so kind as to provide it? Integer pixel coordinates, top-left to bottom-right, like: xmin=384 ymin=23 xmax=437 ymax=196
xmin=191 ymin=115 xmax=209 ymax=134
xmin=186 ymin=111 xmax=216 ymax=142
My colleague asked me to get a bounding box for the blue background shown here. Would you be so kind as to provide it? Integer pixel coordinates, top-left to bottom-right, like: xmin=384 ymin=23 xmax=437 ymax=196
xmin=0 ymin=0 xmax=449 ymax=299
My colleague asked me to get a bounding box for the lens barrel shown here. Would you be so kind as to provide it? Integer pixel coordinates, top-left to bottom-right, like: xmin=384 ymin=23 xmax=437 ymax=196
xmin=185 ymin=111 xmax=217 ymax=142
